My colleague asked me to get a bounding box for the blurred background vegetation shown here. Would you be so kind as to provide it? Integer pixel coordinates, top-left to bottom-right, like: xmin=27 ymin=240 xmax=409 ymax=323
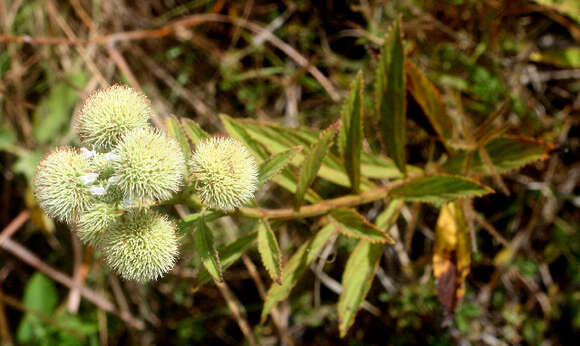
xmin=0 ymin=0 xmax=579 ymax=345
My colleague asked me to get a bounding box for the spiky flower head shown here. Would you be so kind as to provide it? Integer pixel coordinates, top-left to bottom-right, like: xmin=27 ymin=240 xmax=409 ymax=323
xmin=102 ymin=210 xmax=179 ymax=282
xmin=74 ymin=85 xmax=152 ymax=152
xmin=190 ymin=137 xmax=258 ymax=210
xmin=112 ymin=128 xmax=186 ymax=201
xmin=33 ymin=147 xmax=94 ymax=223
xmin=75 ymin=202 xmax=120 ymax=247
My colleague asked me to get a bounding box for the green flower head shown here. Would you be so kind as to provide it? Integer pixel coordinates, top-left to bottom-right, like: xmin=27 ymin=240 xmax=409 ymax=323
xmin=33 ymin=147 xmax=94 ymax=224
xmin=112 ymin=128 xmax=186 ymax=201
xmin=190 ymin=137 xmax=258 ymax=210
xmin=102 ymin=210 xmax=179 ymax=282
xmin=75 ymin=202 xmax=120 ymax=247
xmin=74 ymin=85 xmax=152 ymax=152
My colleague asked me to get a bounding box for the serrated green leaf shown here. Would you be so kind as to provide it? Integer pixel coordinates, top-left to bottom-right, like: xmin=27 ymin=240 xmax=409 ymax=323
xmin=258 ymin=146 xmax=302 ymax=188
xmin=261 ymin=223 xmax=336 ymax=322
xmin=376 ymin=17 xmax=406 ymax=174
xmin=443 ymin=135 xmax=553 ymax=176
xmin=339 ymin=71 xmax=364 ymax=192
xmin=220 ymin=113 xmax=270 ymax=160
xmin=193 ymin=213 xmax=222 ymax=282
xmin=228 ymin=117 xmax=421 ymax=184
xmin=295 ymin=123 xmax=339 ymax=208
xmin=17 ymin=272 xmax=59 ymax=343
xmin=257 ymin=219 xmax=283 ymax=284
xmin=390 ymin=175 xmax=493 ymax=203
xmin=33 ymin=71 xmax=86 ymax=144
xmin=239 ymin=118 xmax=356 ymax=188
xmin=166 ymin=117 xmax=190 ymax=162
xmin=181 ymin=118 xmax=209 ymax=146
xmin=405 ymin=61 xmax=453 ymax=145
xmin=375 ymin=199 xmax=404 ymax=230
xmin=330 ymin=208 xmax=394 ymax=244
xmin=338 ymin=240 xmax=384 ymax=337
xmin=194 ymin=231 xmax=257 ymax=290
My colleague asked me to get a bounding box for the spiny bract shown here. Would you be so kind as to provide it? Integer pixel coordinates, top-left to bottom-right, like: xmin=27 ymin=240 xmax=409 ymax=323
xmin=33 ymin=148 xmax=94 ymax=224
xmin=75 ymin=202 xmax=120 ymax=247
xmin=74 ymin=85 xmax=152 ymax=152
xmin=102 ymin=210 xmax=179 ymax=282
xmin=190 ymin=137 xmax=258 ymax=210
xmin=113 ymin=128 xmax=186 ymax=201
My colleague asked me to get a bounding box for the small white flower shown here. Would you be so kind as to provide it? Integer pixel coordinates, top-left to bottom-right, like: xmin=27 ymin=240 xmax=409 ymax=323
xmin=79 ymin=172 xmax=99 ymax=185
xmin=108 ymin=175 xmax=121 ymax=184
xmin=89 ymin=184 xmax=107 ymax=196
xmin=80 ymin=147 xmax=97 ymax=160
xmin=105 ymin=152 xmax=121 ymax=162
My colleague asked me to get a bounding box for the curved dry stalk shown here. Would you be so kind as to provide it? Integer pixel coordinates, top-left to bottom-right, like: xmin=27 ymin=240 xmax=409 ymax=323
xmin=0 ymin=13 xmax=339 ymax=101
xmin=237 ymin=179 xmax=408 ymax=220
xmin=0 ymin=238 xmax=144 ymax=330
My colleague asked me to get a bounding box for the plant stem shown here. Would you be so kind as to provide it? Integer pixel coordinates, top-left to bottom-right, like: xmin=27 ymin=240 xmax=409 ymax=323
xmin=237 ymin=179 xmax=408 ymax=220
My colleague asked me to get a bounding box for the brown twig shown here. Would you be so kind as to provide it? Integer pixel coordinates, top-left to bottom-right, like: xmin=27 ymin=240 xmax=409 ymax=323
xmin=66 ymin=232 xmax=83 ymax=313
xmin=0 ymin=210 xmax=29 ymax=246
xmin=237 ymin=179 xmax=408 ymax=220
xmin=241 ymin=255 xmax=294 ymax=346
xmin=0 ymin=289 xmax=12 ymax=346
xmin=0 ymin=13 xmax=340 ymax=101
xmin=106 ymin=42 xmax=164 ymax=129
xmin=0 ymin=238 xmax=144 ymax=330
xmin=214 ymin=279 xmax=258 ymax=346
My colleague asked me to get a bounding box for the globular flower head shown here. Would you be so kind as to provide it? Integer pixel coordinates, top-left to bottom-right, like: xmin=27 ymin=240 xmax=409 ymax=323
xmin=75 ymin=202 xmax=120 ymax=247
xmin=102 ymin=210 xmax=179 ymax=282
xmin=74 ymin=85 xmax=152 ymax=152
xmin=113 ymin=128 xmax=186 ymax=201
xmin=33 ymin=147 xmax=94 ymax=223
xmin=190 ymin=137 xmax=258 ymax=210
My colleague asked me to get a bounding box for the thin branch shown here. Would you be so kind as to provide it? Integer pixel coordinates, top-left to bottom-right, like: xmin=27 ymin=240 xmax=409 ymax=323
xmin=66 ymin=232 xmax=83 ymax=313
xmin=0 ymin=289 xmax=12 ymax=346
xmin=0 ymin=210 xmax=29 ymax=246
xmin=105 ymin=42 xmax=164 ymax=129
xmin=0 ymin=13 xmax=339 ymax=101
xmin=214 ymin=280 xmax=258 ymax=346
xmin=309 ymin=264 xmax=380 ymax=316
xmin=237 ymin=179 xmax=408 ymax=220
xmin=0 ymin=238 xmax=144 ymax=330
xmin=241 ymin=255 xmax=294 ymax=346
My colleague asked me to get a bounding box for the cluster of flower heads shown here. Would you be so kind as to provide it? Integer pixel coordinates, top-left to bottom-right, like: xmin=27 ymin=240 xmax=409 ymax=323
xmin=33 ymin=85 xmax=259 ymax=282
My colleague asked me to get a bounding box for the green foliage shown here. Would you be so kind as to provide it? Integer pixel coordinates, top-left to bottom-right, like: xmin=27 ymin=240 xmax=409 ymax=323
xmin=338 ymin=240 xmax=384 ymax=337
xmin=257 ymin=146 xmax=302 ymax=188
xmin=330 ymin=208 xmax=394 ymax=243
xmin=194 ymin=231 xmax=257 ymax=290
xmin=444 ymin=135 xmax=553 ymax=175
xmin=390 ymin=175 xmax=493 ymax=203
xmin=257 ymin=219 xmax=283 ymax=283
xmin=295 ymin=123 xmax=338 ymax=208
xmin=17 ymin=273 xmax=59 ymax=342
xmin=33 ymin=71 xmax=86 ymax=145
xmin=193 ymin=212 xmax=223 ymax=282
xmin=7 ymin=4 xmax=567 ymax=344
xmin=261 ymin=223 xmax=336 ymax=322
xmin=376 ymin=16 xmax=407 ymax=174
xmin=338 ymin=71 xmax=364 ymax=192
